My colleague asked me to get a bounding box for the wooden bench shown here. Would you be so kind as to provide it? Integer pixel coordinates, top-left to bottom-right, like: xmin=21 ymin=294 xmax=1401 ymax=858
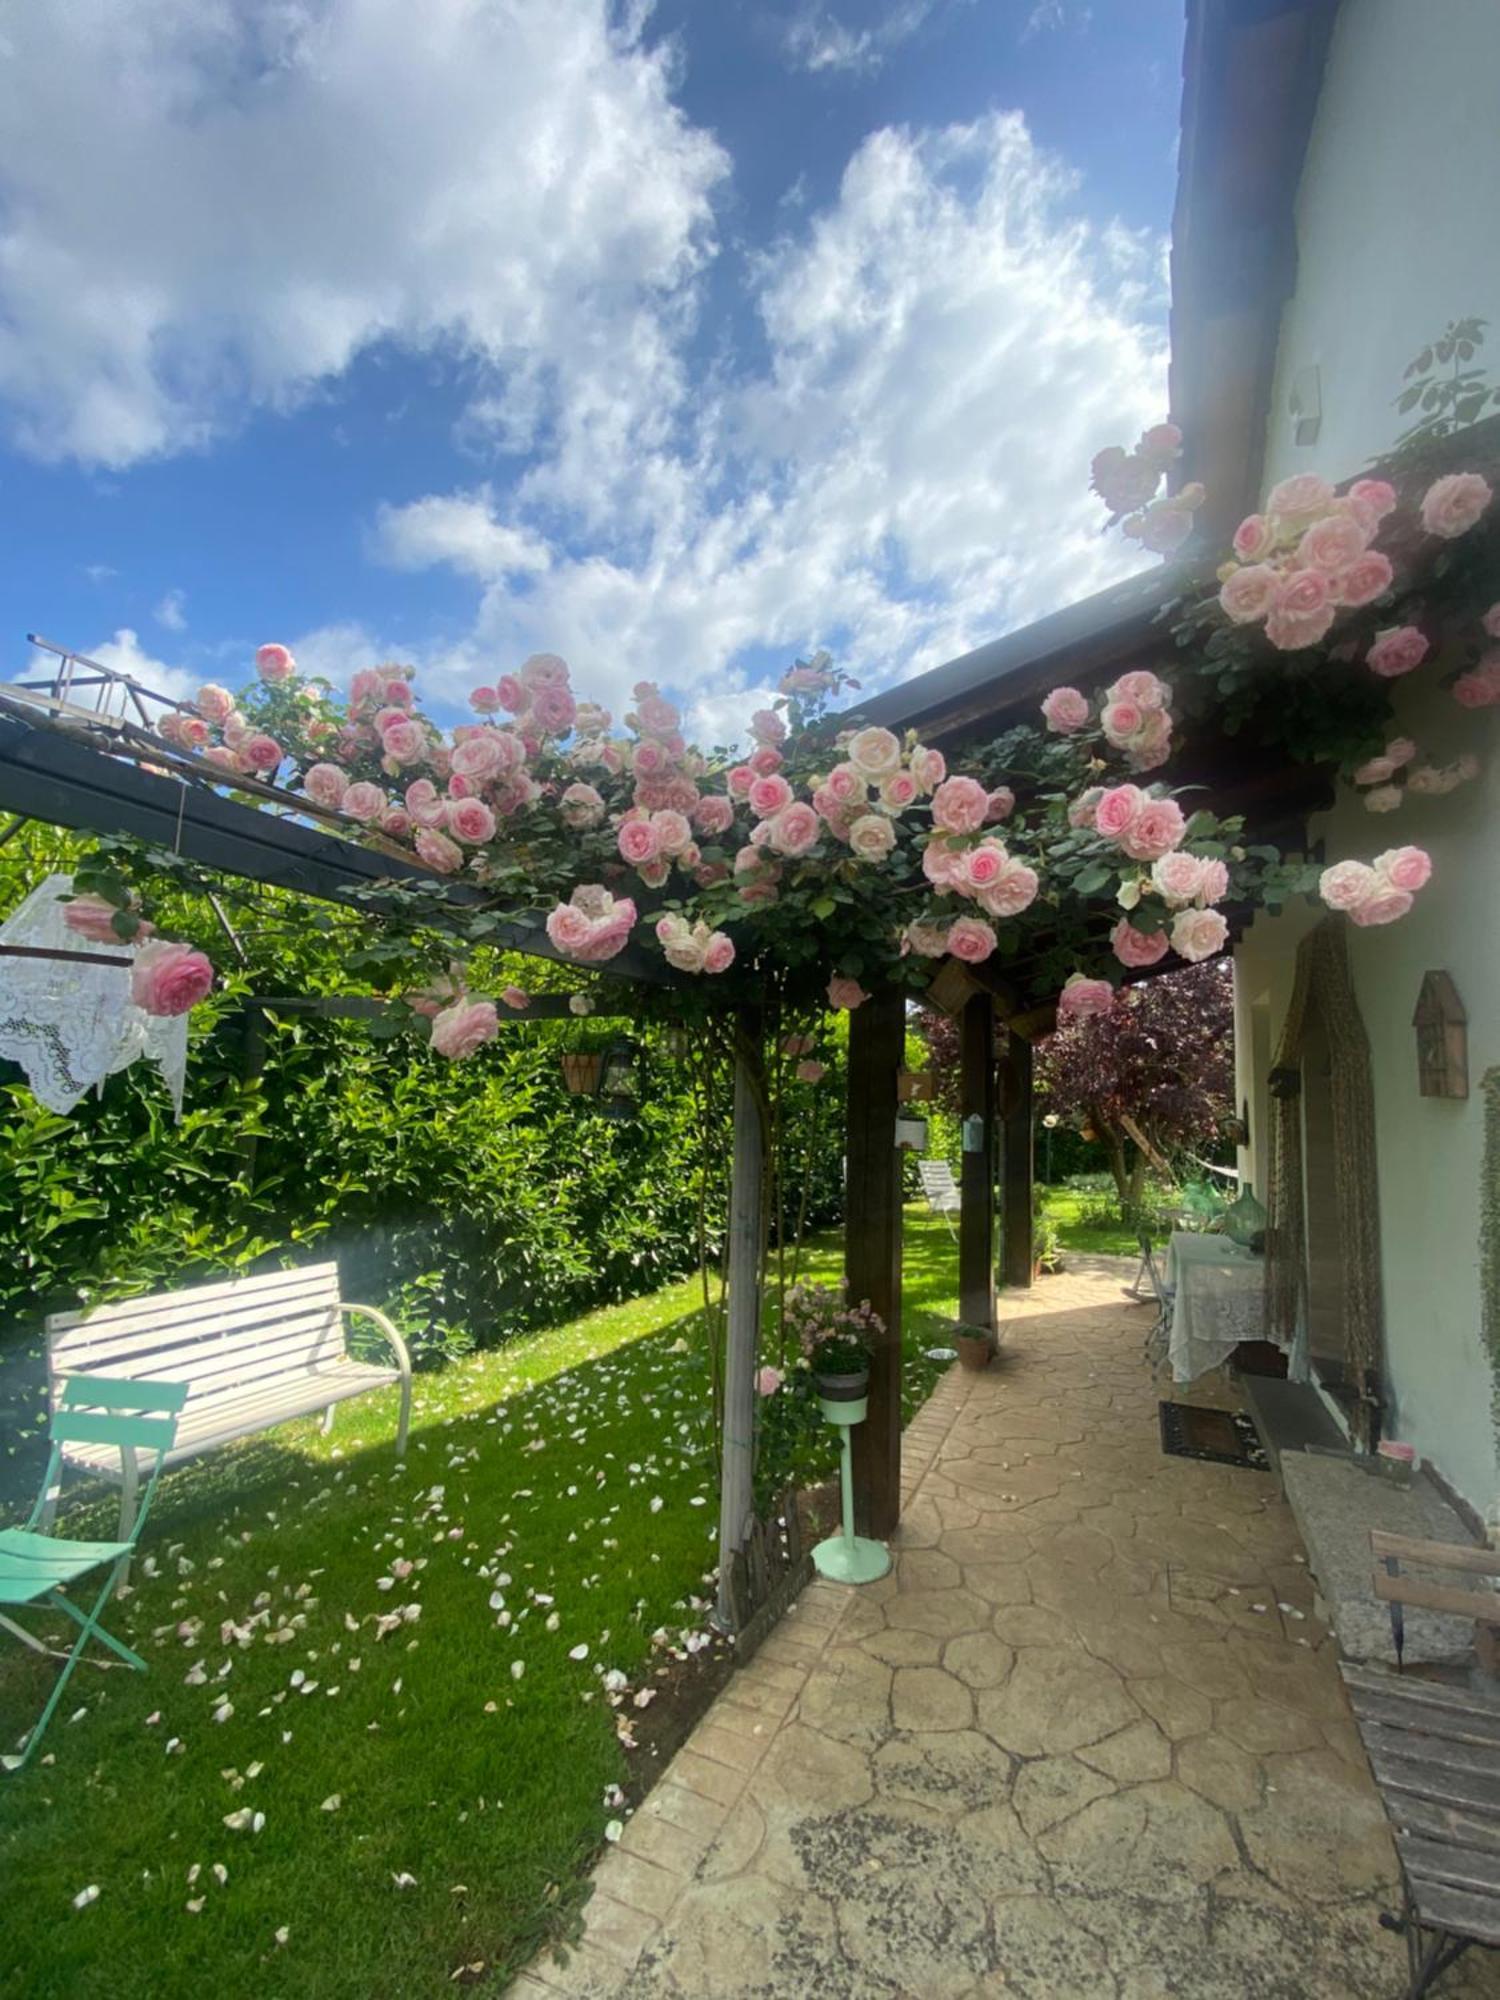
xmin=1339 ymin=1531 xmax=1500 ymax=1996
xmin=917 ymin=1158 xmax=961 ymax=1238
xmin=45 ymin=1262 xmax=411 ymax=1539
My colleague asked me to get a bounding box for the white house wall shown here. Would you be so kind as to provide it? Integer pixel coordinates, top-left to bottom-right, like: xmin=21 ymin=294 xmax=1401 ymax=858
xmin=1262 ymin=0 xmax=1500 ymax=492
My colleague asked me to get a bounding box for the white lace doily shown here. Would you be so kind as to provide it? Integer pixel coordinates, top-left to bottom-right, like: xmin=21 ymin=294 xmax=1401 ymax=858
xmin=0 ymin=875 xmax=188 ymax=1117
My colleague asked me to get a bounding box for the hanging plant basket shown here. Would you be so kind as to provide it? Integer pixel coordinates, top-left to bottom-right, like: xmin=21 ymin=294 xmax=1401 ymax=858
xmin=896 ymin=1070 xmax=937 ymax=1104
xmin=560 ymin=1051 xmax=604 ymax=1096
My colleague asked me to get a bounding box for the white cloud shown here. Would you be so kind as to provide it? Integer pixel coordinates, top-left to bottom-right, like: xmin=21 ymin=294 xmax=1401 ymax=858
xmin=390 ymin=113 xmax=1165 ymax=722
xmin=155 ymin=588 xmax=187 ymax=632
xmin=777 ymin=1 xmax=946 ymax=76
xmin=0 ymin=0 xmax=726 ymax=467
xmin=372 ymin=491 xmax=550 ymax=583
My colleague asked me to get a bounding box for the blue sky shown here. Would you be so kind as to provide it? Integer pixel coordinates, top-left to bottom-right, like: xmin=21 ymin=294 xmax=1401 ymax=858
xmin=0 ymin=0 xmax=1181 ymax=739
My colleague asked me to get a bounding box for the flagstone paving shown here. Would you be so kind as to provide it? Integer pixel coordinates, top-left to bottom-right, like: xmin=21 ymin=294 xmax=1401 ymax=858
xmin=510 ymin=1262 xmax=1500 ymax=1998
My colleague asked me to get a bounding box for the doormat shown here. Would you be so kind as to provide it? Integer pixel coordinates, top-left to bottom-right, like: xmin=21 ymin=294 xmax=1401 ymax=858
xmin=1158 ymin=1402 xmax=1269 ymax=1471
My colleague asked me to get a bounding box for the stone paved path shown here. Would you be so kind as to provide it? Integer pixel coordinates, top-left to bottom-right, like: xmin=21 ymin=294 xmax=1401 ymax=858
xmin=511 ymin=1263 xmax=1500 ymax=1998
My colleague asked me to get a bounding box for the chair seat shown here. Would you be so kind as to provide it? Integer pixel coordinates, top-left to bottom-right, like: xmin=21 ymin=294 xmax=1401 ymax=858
xmin=0 ymin=1528 xmax=133 ymax=1605
xmin=57 ymin=1361 xmax=400 ymax=1479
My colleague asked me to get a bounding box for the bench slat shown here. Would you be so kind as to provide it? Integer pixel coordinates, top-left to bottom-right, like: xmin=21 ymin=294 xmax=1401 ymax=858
xmin=1373 ymin=1570 xmax=1500 ymax=1623
xmin=1389 ymin=1791 xmax=1500 ymax=1859
xmin=1371 ymin=1531 xmax=1500 ymax=1577
xmin=1345 ymin=1686 xmax=1500 ymax=1751
xmin=47 ymin=1262 xmax=340 ymax=1337
xmin=1370 ymin=1745 xmax=1500 ymax=1817
xmin=1342 ymin=1664 xmax=1500 ymax=1719
xmin=1397 ymin=1832 xmax=1500 ymax=1899
xmin=1362 ymin=1720 xmax=1500 ymax=1782
xmin=1398 ymin=1873 xmax=1500 ymax=1949
xmin=60 ymin=1309 xmax=348 ymax=1387
xmin=49 ymin=1281 xmax=342 ymax=1362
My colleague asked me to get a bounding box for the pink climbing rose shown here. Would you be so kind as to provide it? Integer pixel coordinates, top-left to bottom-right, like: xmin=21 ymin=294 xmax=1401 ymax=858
xmin=1218 ymin=563 xmax=1280 ymax=625
xmin=1040 ymin=686 xmax=1090 ymax=733
xmin=1110 ymin=920 xmax=1169 ymax=969
xmin=827 ymin=976 xmax=868 ymax=1011
xmin=430 ymin=999 xmax=500 ymax=1060
xmin=930 ymin=775 xmax=990 ymax=834
xmin=1169 ymin=907 xmax=1228 ymax=963
xmin=1366 ymin=626 xmax=1429 ymax=680
xmin=1092 ymin=784 xmax=1146 ymax=841
xmin=1375 ymin=846 xmax=1432 ymax=894
xmin=255 ymin=643 xmax=296 ymax=683
xmin=130 ymin=940 xmax=214 ymax=1017
xmin=1265 ymin=570 xmax=1335 ymax=651
xmin=1420 ymin=472 xmax=1493 ymax=539
xmin=945 ymin=916 xmax=998 ymax=964
xmin=1057 ymin=975 xmax=1114 ymax=1021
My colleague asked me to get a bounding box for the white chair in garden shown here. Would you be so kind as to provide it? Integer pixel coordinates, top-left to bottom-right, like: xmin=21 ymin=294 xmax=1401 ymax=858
xmin=917 ymin=1158 xmax=962 ymax=1239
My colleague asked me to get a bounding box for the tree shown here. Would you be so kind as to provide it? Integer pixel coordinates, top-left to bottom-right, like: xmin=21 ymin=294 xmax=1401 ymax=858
xmin=1034 ymin=962 xmax=1234 ymax=1209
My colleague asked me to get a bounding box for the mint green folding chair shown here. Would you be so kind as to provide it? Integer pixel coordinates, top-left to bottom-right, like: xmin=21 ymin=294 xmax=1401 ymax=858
xmin=1 ymin=1374 xmax=187 ymax=1771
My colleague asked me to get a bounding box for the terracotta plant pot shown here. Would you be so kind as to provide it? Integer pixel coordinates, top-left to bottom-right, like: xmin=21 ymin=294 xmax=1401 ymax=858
xmin=955 ymin=1331 xmax=993 ymax=1372
xmin=560 ymin=1051 xmax=603 ymax=1095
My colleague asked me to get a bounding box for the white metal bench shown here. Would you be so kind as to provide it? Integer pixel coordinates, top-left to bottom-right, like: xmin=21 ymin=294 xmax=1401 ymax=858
xmin=918 ymin=1158 xmax=962 ymax=1239
xmin=45 ymin=1262 xmax=411 ymax=1539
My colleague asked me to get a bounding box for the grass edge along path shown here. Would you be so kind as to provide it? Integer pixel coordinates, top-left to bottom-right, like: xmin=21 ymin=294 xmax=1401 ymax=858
xmin=0 ymin=1212 xmax=960 ymax=2000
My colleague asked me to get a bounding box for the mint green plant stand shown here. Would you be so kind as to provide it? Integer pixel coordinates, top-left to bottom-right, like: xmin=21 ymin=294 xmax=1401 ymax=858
xmin=811 ymin=1395 xmax=892 ymax=1585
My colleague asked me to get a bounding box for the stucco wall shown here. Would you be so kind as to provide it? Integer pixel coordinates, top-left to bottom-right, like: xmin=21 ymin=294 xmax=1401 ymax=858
xmin=1262 ymin=0 xmax=1500 ymax=491
xmin=1234 ymin=676 xmax=1500 ymax=1513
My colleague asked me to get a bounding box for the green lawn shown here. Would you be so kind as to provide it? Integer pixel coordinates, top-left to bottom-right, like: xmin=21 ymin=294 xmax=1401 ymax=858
xmin=0 ymin=1212 xmax=959 ymax=2000
xmin=1041 ymin=1184 xmax=1141 ymax=1258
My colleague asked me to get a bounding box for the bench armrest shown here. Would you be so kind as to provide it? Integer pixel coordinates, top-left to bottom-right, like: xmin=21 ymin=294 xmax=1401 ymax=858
xmin=339 ymin=1303 xmax=412 ymax=1384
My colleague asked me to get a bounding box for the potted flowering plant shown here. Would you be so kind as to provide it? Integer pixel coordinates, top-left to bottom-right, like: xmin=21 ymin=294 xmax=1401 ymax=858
xmin=786 ymin=1283 xmax=882 ymax=1403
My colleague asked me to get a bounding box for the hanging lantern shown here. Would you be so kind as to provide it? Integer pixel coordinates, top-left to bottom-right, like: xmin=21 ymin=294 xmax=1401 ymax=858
xmin=560 ymin=1051 xmax=604 ymax=1096
xmin=894 ymin=1110 xmax=929 ymax=1151
xmin=597 ymin=1038 xmax=639 ymax=1121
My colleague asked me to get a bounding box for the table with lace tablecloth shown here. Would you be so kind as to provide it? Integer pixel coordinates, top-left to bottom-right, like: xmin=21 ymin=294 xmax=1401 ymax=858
xmin=1165 ymin=1231 xmax=1269 ymax=1384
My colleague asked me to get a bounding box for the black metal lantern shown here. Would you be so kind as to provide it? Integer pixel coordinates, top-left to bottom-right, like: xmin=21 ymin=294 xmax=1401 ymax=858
xmin=597 ymin=1038 xmax=638 ymax=1121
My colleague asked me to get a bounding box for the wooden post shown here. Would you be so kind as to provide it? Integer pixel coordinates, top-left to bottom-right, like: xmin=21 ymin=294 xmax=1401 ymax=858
xmin=1000 ymin=1030 xmax=1034 ymax=1291
xmin=846 ymin=992 xmax=903 ymax=1539
xmin=959 ymin=992 xmax=997 ymax=1330
xmin=716 ymin=1014 xmax=765 ymax=1628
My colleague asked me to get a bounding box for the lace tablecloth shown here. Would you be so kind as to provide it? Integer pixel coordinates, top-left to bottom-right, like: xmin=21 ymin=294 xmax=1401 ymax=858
xmin=1166 ymin=1231 xmax=1267 ymax=1384
xmin=0 ymin=875 xmax=187 ymax=1117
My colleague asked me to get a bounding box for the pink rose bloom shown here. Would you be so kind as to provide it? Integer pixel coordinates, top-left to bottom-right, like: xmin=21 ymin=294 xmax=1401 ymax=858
xmin=945 ymin=916 xmax=998 ymax=964
xmin=827 ymin=977 xmax=868 ymax=1011
xmin=380 ymin=719 xmax=425 ymax=764
xmin=1347 ymin=479 xmax=1397 ymax=530
xmin=1138 ymin=422 xmax=1182 ymax=460
xmin=921 ymin=837 xmax=962 ymax=887
xmin=1110 ymin=670 xmax=1169 ymax=711
xmin=302 ymin=762 xmax=348 ymax=809
xmin=846 ymin=726 xmax=902 ymax=779
xmin=651 ymin=809 xmax=693 ymax=856
xmin=1364 ymin=785 xmax=1402 ymax=814
xmin=1231 ymin=513 xmax=1275 ymax=562
xmin=255 ymin=643 xmax=296 ymax=683
xmin=1267 ymin=473 xmax=1335 ymax=525
xmin=748 ymin=773 xmax=793 ymax=818
xmin=1349 ymin=888 xmax=1414 ymax=928
xmin=961 ymin=842 xmax=1006 ymax=892
xmin=750 ymin=709 xmax=786 ymax=745
xmin=1265 ymin=569 xmax=1336 ymax=651
xmin=1119 ymin=799 xmax=1187 ymax=862
xmin=1387 ymin=738 xmax=1418 ymax=768
xmin=348 ymin=668 xmax=384 ymax=707
xmin=1129 ymin=500 xmax=1194 ymax=555
xmin=635 ymin=858 xmax=671 ymax=890
xmin=469 ymin=686 xmax=501 ymax=715
xmin=1101 ymin=699 xmax=1143 ymax=744
xmin=756 ymin=1366 xmax=784 ymax=1397
xmin=559 ymin=782 xmax=606 ymax=829
xmin=1195 ymin=859 xmax=1228 ymax=904
xmin=903 ymin=921 xmax=949 ymax=958
xmin=793 ymin=1060 xmax=825 ymax=1084
xmin=848 ymin=813 xmax=896 ymax=862
xmin=1353 ymin=754 xmax=1396 ymax=786
xmin=405 ymin=778 xmax=447 ymax=828
xmin=931 ymin=775 xmax=989 ymax=835
xmin=978 ymin=860 xmax=1039 ymax=918
xmin=768 ymin=801 xmax=821 ymax=856
xmin=500 ymin=986 xmax=529 ymax=1010
xmin=1068 ymin=787 xmax=1102 ymax=830
xmin=531 ymin=684 xmax=577 ymax=736
xmin=1092 ymin=783 xmax=1146 ymax=841
xmin=451 ymin=733 xmax=506 ymax=782
xmin=242 ymin=733 xmax=283 ymax=772
xmin=496 ymin=674 xmax=526 ymax=712
xmin=1058 ymin=974 xmax=1114 ymax=1022
xmin=823 ymin=762 xmax=866 ymax=806
xmin=130 ymin=939 xmax=213 ymax=1017
xmin=617 ymin=818 xmax=660 ymax=866
xmin=1366 ymin=625 xmax=1429 ymax=680
xmin=985 ymin=786 xmax=1016 ymax=822
xmin=342 ymin=781 xmax=387 ymax=823
xmin=1375 ymin=845 xmax=1432 ymax=893
xmin=449 ymin=798 xmax=497 ymax=844
xmin=747 ymin=745 xmax=783 ymax=777
xmin=380 ymin=808 xmax=412 ymax=837
xmin=692 ymin=794 xmax=735 ymax=836
xmin=520 ymin=652 xmax=570 ymax=691
xmin=1150 ymin=851 xmax=1206 ymax=905
xmin=1298 ymin=513 xmax=1369 ymax=574
xmin=1420 ymin=472 xmax=1493 ymax=539
xmin=203 ymin=746 xmax=239 ymax=771
xmin=1110 ymin=920 xmax=1169 ymax=969
xmin=909 ymin=744 xmax=946 ymax=792
xmin=1454 ymin=663 xmax=1500 ymax=708
xmin=64 ymin=895 xmax=151 ymax=945
xmin=196 ymin=683 xmax=236 ymax=724
xmin=1041 ymin=686 xmax=1090 ymax=733
xmin=414 ymin=828 xmax=463 ymax=875
xmin=1318 ymin=859 xmax=1378 ymax=911
xmin=1333 ymin=550 xmax=1394 ymax=607
xmin=880 ymin=770 xmax=920 ymax=811
xmin=1218 ymin=563 xmax=1280 ymax=624
xmin=635 ymin=694 xmax=679 ymax=738
xmin=430 ymin=999 xmax=499 ymax=1060
xmin=781 ymin=1033 xmax=815 ymax=1056
xmin=703 ymin=933 xmax=736 ymax=975
xmin=1170 ymin=907 xmax=1229 ymax=963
